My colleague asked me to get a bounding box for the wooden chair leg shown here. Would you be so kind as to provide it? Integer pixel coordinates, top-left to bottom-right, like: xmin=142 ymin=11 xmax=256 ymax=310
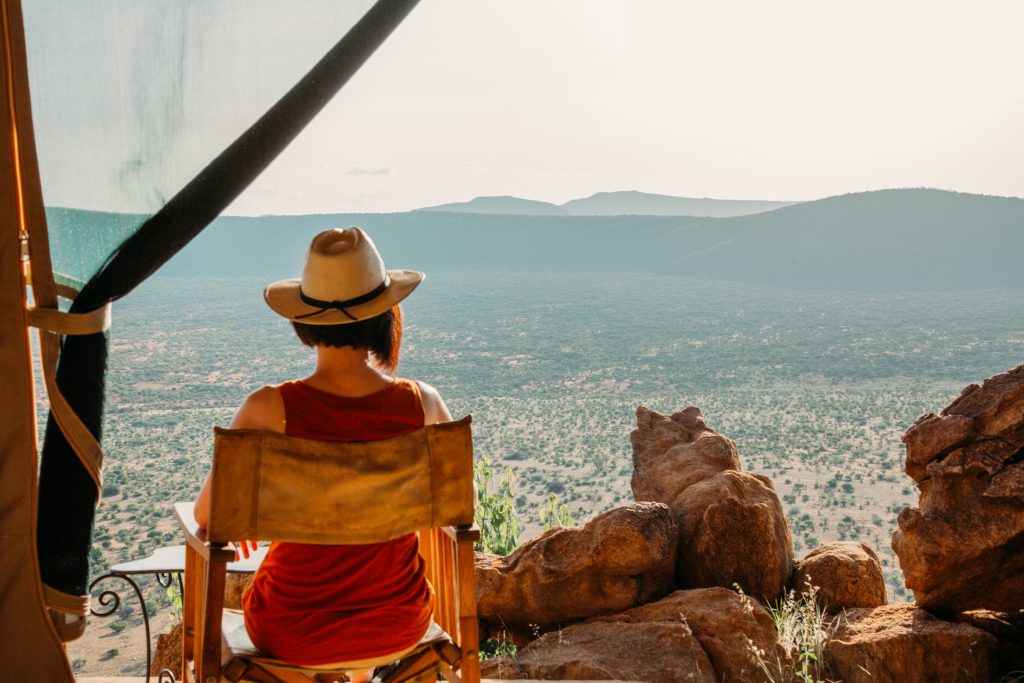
xmin=196 ymin=550 xmax=228 ymax=683
xmin=183 ymin=545 xmax=198 ymax=677
xmin=454 ymin=538 xmax=479 ymax=683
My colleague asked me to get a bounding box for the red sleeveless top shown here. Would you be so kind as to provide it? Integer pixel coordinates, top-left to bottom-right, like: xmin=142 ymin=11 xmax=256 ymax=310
xmin=242 ymin=379 xmax=433 ymax=665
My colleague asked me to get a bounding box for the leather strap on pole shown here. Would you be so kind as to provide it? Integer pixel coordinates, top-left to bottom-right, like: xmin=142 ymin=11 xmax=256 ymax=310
xmin=26 ymin=284 xmax=109 ymax=496
xmin=26 ymin=296 xmax=110 ymax=336
xmin=42 ymin=583 xmax=89 ymax=617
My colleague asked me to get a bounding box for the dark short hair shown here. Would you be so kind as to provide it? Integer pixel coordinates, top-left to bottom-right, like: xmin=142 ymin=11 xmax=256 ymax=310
xmin=291 ymin=306 xmax=402 ymax=373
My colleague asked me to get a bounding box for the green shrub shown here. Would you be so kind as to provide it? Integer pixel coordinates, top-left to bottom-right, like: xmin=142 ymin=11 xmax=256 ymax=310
xmin=474 ymin=456 xmax=522 ymax=556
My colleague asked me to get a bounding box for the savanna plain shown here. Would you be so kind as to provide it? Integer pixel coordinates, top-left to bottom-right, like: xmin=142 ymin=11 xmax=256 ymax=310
xmin=65 ymin=270 xmax=1024 ymax=676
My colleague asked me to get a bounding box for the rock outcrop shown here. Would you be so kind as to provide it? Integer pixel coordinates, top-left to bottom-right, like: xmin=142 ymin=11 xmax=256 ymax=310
xmin=631 ymin=406 xmax=793 ymax=600
xmin=480 ymin=620 xmax=716 ymax=683
xmin=893 ymin=364 xmax=1024 ymax=614
xmin=589 ymin=587 xmax=788 ymax=683
xmin=631 ymin=405 xmax=741 ymax=501
xmin=791 ymin=541 xmax=886 ymax=613
xmin=675 ymin=470 xmax=793 ymax=601
xmin=476 ymin=502 xmax=678 ymax=631
xmin=150 ymin=621 xmax=182 ymax=679
xmin=825 ymin=603 xmax=998 ymax=683
xmin=956 ymin=608 xmax=1024 ymax=677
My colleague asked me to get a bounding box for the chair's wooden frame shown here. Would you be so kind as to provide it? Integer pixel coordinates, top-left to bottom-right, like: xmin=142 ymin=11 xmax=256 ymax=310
xmin=173 ymin=422 xmax=481 ymax=683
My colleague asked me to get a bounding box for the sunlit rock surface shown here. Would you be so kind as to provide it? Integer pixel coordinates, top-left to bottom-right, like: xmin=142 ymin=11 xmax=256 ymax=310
xmin=792 ymin=541 xmax=886 ymax=613
xmin=630 ymin=405 xmax=741 ymax=502
xmin=631 ymin=405 xmax=793 ymax=600
xmin=476 ymin=502 xmax=677 ymax=631
xmin=589 ymin=587 xmax=787 ymax=683
xmin=480 ymin=620 xmax=716 ymax=683
xmin=825 ymin=603 xmax=997 ymax=683
xmin=893 ymin=364 xmax=1024 ymax=614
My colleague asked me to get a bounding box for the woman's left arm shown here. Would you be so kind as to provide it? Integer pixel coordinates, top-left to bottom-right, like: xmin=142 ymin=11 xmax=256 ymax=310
xmin=194 ymin=386 xmax=286 ymax=552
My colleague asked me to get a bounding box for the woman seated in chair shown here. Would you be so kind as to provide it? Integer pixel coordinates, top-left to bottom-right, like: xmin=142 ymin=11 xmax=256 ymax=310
xmin=195 ymin=227 xmax=451 ymax=683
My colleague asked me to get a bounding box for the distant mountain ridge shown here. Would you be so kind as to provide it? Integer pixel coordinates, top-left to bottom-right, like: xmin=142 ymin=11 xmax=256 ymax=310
xmin=55 ymin=188 xmax=1024 ymax=291
xmin=416 ymin=195 xmax=570 ymax=215
xmin=560 ymin=191 xmax=797 ymax=217
xmin=417 ymin=190 xmax=797 ymax=217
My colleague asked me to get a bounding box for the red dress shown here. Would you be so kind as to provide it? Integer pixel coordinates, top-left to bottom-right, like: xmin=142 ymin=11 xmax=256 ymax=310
xmin=242 ymin=379 xmax=434 ymax=665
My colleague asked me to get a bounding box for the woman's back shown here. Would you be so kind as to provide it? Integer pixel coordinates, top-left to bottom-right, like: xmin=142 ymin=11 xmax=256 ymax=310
xmin=241 ymin=378 xmax=433 ymax=666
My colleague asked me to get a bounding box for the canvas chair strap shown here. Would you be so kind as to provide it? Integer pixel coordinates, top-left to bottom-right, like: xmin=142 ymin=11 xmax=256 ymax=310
xmin=26 ymin=282 xmax=110 ymax=497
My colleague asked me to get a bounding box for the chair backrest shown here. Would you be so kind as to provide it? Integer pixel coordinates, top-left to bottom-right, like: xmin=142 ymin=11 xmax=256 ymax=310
xmin=206 ymin=415 xmax=475 ymax=545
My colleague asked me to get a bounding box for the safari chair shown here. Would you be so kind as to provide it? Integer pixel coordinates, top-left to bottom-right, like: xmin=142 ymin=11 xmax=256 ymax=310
xmin=174 ymin=416 xmax=480 ymax=683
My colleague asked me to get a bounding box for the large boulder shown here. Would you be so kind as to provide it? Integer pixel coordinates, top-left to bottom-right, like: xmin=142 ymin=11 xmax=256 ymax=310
xmin=480 ymin=620 xmax=716 ymax=683
xmin=825 ymin=603 xmax=997 ymax=683
xmin=589 ymin=587 xmax=788 ymax=683
xmin=631 ymin=406 xmax=793 ymax=600
xmin=476 ymin=502 xmax=678 ymax=631
xmin=674 ymin=470 xmax=793 ymax=600
xmin=792 ymin=542 xmax=886 ymax=613
xmin=893 ymin=365 xmax=1024 ymax=614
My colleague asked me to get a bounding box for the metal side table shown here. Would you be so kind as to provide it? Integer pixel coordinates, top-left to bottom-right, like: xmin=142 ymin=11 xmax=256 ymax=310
xmin=89 ymin=542 xmax=267 ymax=682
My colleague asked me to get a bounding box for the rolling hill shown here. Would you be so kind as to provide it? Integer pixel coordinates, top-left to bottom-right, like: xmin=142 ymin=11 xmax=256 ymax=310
xmin=53 ymin=188 xmax=1024 ymax=291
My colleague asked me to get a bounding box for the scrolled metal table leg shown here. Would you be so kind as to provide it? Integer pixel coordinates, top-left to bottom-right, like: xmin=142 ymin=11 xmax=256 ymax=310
xmin=89 ymin=572 xmax=153 ymax=683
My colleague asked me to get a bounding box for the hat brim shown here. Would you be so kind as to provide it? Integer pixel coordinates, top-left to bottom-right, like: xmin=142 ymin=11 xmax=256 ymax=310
xmin=264 ymin=269 xmax=424 ymax=324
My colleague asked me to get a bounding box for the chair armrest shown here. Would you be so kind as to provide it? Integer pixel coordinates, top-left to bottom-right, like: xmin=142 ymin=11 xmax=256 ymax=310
xmin=441 ymin=524 xmax=480 ymax=544
xmin=174 ymin=502 xmax=235 ymax=563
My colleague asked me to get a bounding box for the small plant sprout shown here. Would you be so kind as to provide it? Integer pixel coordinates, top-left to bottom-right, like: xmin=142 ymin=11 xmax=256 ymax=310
xmin=740 ymin=581 xmax=842 ymax=683
xmin=539 ymin=492 xmax=574 ymax=531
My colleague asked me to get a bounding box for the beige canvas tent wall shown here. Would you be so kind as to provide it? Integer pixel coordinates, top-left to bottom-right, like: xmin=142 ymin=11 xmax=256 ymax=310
xmin=0 ymin=1 xmax=78 ymax=677
xmin=0 ymin=1 xmax=420 ymax=678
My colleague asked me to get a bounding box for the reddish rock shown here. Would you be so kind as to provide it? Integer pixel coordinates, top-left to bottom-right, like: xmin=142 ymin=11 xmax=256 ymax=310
xmin=631 ymin=406 xmax=741 ymax=505
xmin=589 ymin=587 xmax=787 ymax=683
xmin=792 ymin=542 xmax=886 ymax=613
xmin=674 ymin=470 xmax=793 ymax=600
xmin=825 ymin=603 xmax=997 ymax=683
xmin=150 ymin=621 xmax=182 ymax=679
xmin=476 ymin=502 xmax=678 ymax=630
xmin=893 ymin=365 xmax=1024 ymax=615
xmin=956 ymin=608 xmax=1024 ymax=676
xmin=483 ymin=620 xmax=716 ymax=683
xmin=902 ymin=413 xmax=974 ymax=479
xmin=631 ymin=406 xmax=793 ymax=600
xmin=224 ymin=572 xmax=253 ymax=610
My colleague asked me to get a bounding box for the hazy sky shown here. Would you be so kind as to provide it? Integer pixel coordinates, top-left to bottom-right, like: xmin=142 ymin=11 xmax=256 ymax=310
xmin=227 ymin=1 xmax=1024 ymax=214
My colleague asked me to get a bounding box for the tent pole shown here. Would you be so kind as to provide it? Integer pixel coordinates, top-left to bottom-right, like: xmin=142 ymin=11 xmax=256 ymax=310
xmin=0 ymin=0 xmax=75 ymax=679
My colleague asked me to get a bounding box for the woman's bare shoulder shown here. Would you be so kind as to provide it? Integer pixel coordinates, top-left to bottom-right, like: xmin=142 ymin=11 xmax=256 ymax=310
xmin=414 ymin=380 xmax=453 ymax=425
xmin=230 ymin=384 xmax=287 ymax=432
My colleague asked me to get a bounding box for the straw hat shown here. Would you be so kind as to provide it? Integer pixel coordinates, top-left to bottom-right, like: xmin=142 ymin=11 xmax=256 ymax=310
xmin=264 ymin=227 xmax=423 ymax=324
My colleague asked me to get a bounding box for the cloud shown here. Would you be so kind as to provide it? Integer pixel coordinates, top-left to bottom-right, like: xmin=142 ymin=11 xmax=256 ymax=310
xmin=343 ymin=166 xmax=392 ymax=176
